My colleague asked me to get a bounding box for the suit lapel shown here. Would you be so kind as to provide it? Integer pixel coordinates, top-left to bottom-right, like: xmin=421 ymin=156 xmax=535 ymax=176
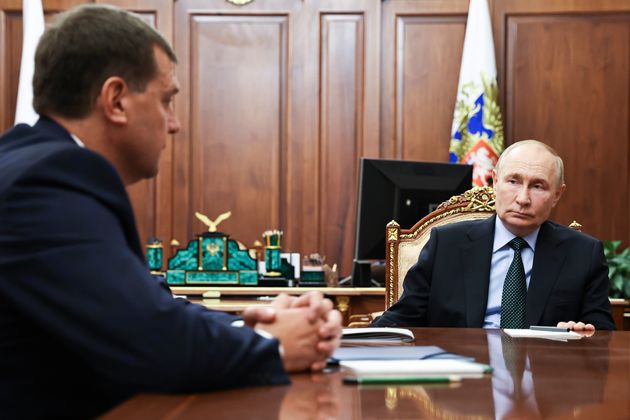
xmin=462 ymin=216 xmax=495 ymax=327
xmin=526 ymin=222 xmax=566 ymax=326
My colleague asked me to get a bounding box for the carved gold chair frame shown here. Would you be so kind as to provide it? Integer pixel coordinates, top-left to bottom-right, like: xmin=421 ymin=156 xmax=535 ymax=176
xmin=384 ymin=186 xmax=497 ymax=309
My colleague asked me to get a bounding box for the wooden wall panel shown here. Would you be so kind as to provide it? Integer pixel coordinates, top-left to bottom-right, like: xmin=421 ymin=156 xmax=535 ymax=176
xmin=381 ymin=0 xmax=468 ymax=162
xmin=397 ymin=16 xmax=465 ymax=161
xmin=281 ymin=1 xmax=319 ymax=266
xmin=319 ymin=13 xmax=365 ymax=274
xmin=0 ymin=7 xmax=23 ymax=132
xmin=496 ymin=0 xmax=630 ymax=245
xmin=289 ymin=0 xmax=379 ymax=275
xmin=191 ymin=14 xmax=287 ymax=245
xmin=172 ymin=0 xmax=299 ymax=254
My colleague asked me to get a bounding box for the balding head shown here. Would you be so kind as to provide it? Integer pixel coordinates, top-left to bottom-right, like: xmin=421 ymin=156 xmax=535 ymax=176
xmin=495 ymin=140 xmax=564 ymax=188
xmin=491 ymin=140 xmax=566 ymax=237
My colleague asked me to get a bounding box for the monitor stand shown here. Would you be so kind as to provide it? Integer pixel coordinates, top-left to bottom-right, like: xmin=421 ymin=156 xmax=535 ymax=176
xmin=352 ymin=260 xmax=384 ymax=287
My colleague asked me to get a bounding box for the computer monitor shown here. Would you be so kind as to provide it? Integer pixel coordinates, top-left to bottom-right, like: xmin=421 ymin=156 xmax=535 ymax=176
xmin=352 ymin=158 xmax=472 ymax=285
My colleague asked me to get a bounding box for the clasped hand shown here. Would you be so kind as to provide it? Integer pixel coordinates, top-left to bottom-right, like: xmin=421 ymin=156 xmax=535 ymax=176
xmin=557 ymin=320 xmax=595 ymax=332
xmin=242 ymin=292 xmax=342 ymax=372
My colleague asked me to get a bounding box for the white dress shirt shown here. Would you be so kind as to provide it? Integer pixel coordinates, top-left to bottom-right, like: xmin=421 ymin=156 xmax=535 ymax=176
xmin=484 ymin=217 xmax=540 ymax=328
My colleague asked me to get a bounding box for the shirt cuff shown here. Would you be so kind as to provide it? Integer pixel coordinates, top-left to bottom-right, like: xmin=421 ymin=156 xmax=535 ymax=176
xmin=230 ymin=320 xmax=284 ymax=357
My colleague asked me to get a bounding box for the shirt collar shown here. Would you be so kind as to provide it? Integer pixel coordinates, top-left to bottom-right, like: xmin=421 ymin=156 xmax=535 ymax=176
xmin=493 ymin=216 xmax=540 ymax=253
xmin=70 ymin=134 xmax=85 ymax=148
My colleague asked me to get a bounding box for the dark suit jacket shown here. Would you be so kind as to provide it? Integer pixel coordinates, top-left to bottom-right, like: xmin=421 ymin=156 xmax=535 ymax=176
xmin=0 ymin=118 xmax=288 ymax=418
xmin=373 ymin=215 xmax=615 ymax=330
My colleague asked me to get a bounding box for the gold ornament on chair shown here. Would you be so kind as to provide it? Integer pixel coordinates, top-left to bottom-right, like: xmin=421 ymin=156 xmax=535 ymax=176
xmin=195 ymin=211 xmax=232 ymax=233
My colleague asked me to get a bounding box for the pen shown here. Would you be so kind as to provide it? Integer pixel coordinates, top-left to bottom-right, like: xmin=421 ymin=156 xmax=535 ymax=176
xmin=530 ymin=325 xmax=570 ymax=332
xmin=343 ymin=376 xmax=461 ymax=385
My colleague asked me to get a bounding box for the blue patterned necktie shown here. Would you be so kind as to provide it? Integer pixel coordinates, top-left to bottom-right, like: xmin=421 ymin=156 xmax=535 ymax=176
xmin=500 ymin=237 xmax=528 ymax=329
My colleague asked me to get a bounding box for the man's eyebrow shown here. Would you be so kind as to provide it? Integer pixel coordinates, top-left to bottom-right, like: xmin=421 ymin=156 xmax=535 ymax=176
xmin=503 ymin=172 xmax=521 ymax=179
xmin=530 ymin=177 xmax=549 ymax=185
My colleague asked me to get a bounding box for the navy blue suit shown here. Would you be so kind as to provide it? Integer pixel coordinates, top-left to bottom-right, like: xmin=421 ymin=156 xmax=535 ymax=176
xmin=373 ymin=215 xmax=615 ymax=330
xmin=0 ymin=118 xmax=288 ymax=418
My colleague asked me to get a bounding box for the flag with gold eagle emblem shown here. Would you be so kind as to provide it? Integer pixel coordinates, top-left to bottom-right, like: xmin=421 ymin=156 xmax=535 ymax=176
xmin=450 ymin=0 xmax=504 ymax=186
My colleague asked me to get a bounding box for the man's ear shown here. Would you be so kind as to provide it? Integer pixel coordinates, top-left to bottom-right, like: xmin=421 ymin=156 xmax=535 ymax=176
xmin=491 ymin=168 xmax=498 ymax=186
xmin=551 ymin=183 xmax=566 ymax=208
xmin=98 ymin=76 xmax=129 ymax=125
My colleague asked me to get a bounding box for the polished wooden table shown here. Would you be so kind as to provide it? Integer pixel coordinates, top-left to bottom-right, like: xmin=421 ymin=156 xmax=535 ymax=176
xmin=103 ymin=328 xmax=629 ymax=419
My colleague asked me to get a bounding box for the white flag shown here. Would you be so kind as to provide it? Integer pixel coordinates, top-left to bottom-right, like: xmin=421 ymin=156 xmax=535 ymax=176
xmin=14 ymin=0 xmax=45 ymax=126
xmin=449 ymin=0 xmax=504 ymax=186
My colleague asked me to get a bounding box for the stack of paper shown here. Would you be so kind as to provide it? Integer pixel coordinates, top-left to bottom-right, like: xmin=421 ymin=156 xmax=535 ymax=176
xmin=331 ymin=345 xmax=462 ymax=363
xmin=341 ymin=327 xmax=414 ymax=343
xmin=341 ymin=359 xmax=492 ymax=383
xmin=503 ymin=329 xmax=583 ymax=341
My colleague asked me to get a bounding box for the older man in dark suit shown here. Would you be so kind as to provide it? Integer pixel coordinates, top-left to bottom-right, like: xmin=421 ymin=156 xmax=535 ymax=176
xmin=373 ymin=140 xmax=615 ymax=330
xmin=0 ymin=5 xmax=341 ymax=418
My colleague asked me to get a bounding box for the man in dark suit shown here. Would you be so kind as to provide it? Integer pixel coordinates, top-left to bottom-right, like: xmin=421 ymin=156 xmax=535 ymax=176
xmin=373 ymin=140 xmax=615 ymax=330
xmin=0 ymin=5 xmax=341 ymax=418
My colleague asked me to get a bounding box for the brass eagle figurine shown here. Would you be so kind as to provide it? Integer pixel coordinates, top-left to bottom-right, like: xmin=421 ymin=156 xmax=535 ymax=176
xmin=195 ymin=211 xmax=232 ymax=233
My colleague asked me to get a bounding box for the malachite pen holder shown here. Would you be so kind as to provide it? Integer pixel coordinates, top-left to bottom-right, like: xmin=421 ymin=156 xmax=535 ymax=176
xmin=262 ymin=230 xmax=283 ymax=276
xmin=146 ymin=239 xmax=163 ymax=273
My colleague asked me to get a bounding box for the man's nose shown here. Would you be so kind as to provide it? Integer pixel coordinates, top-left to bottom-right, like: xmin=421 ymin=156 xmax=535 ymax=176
xmin=515 ymin=186 xmax=531 ymax=206
xmin=168 ymin=115 xmax=181 ymax=134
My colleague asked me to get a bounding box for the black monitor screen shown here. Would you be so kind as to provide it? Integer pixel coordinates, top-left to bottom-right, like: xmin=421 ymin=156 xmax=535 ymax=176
xmin=354 ymin=158 xmax=473 ymax=261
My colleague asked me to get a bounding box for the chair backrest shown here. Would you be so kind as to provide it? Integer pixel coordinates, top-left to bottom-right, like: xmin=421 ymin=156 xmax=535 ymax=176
xmin=384 ymin=186 xmax=496 ymax=309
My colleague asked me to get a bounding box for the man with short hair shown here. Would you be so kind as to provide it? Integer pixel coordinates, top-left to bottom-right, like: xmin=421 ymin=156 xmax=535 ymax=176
xmin=0 ymin=5 xmax=341 ymax=418
xmin=373 ymin=140 xmax=615 ymax=331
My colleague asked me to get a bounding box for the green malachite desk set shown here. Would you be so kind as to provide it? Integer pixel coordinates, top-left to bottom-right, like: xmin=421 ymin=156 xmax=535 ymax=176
xmin=146 ymin=211 xmax=324 ymax=287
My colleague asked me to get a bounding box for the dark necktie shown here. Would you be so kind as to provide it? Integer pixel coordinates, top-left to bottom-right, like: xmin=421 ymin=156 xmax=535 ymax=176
xmin=500 ymin=237 xmax=528 ymax=329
